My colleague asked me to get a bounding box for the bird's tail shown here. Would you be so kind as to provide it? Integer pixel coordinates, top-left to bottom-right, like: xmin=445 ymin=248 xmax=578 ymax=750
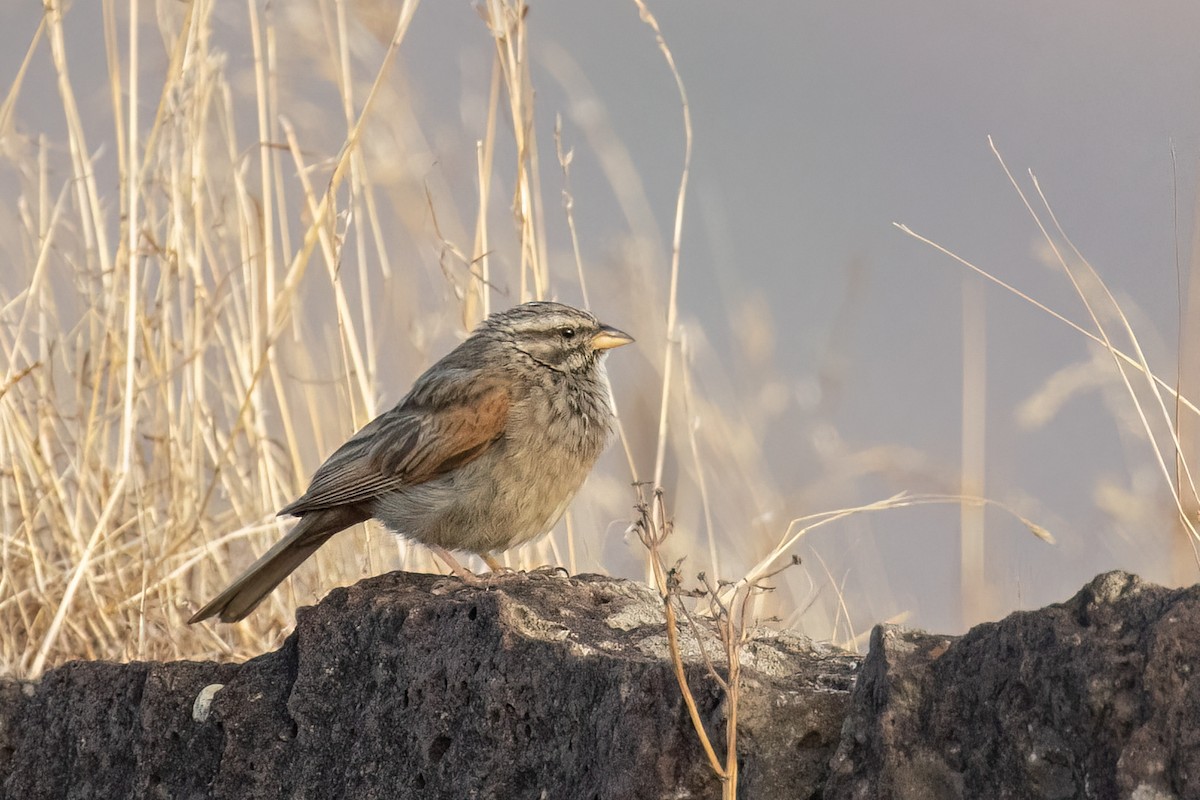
xmin=188 ymin=507 xmax=368 ymax=624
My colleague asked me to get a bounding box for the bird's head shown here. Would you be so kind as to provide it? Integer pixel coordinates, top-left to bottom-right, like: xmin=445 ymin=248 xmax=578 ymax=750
xmin=486 ymin=301 xmax=634 ymax=374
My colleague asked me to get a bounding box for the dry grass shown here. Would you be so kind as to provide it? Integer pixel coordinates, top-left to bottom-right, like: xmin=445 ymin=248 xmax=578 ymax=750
xmin=1 ymin=0 xmax=819 ymax=677
xmin=2 ymin=0 xmax=542 ymax=671
xmin=1 ymin=0 xmax=1184 ymax=707
xmin=9 ymin=8 xmax=1195 ymax=800
xmin=898 ymin=137 xmax=1200 ymax=579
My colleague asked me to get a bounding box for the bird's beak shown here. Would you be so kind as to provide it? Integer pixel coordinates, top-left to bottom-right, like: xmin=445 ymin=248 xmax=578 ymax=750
xmin=591 ymin=324 xmax=634 ymax=351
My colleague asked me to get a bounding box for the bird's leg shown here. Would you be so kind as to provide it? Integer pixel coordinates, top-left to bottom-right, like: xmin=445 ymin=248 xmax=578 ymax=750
xmin=429 ymin=545 xmax=482 ymax=584
xmin=483 ymin=553 xmax=527 ymax=578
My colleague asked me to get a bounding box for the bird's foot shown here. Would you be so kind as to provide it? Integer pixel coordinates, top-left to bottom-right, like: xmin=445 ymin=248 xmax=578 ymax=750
xmin=524 ymin=564 xmax=570 ymax=580
xmin=480 ymin=555 xmax=529 ymax=583
xmin=429 ymin=545 xmax=485 ymax=584
xmin=474 ymin=555 xmax=570 ymax=584
xmin=482 ymin=558 xmax=569 ymax=582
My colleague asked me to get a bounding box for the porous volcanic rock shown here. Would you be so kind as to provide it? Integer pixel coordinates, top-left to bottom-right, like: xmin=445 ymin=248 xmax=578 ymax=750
xmin=824 ymin=571 xmax=1200 ymax=800
xmin=1 ymin=571 xmax=859 ymax=800
xmin=10 ymin=569 xmax=1197 ymax=799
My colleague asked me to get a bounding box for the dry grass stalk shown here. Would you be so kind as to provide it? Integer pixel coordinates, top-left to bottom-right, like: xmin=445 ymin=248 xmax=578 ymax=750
xmin=5 ymin=0 xmax=698 ymax=675
xmin=634 ymin=486 xmax=801 ymax=800
xmin=2 ymin=0 xmax=1055 ymax=707
xmin=634 ymin=487 xmax=731 ymax=792
xmin=897 ymin=136 xmax=1200 ymax=568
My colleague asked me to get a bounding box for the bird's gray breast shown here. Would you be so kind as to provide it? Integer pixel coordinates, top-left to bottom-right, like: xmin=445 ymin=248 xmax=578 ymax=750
xmin=372 ymin=361 xmax=616 ymax=554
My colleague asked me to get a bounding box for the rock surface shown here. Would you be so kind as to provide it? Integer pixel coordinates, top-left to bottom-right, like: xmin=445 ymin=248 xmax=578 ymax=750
xmin=823 ymin=571 xmax=1200 ymax=800
xmin=5 ymin=570 xmax=1200 ymax=799
xmin=0 ymin=571 xmax=858 ymax=800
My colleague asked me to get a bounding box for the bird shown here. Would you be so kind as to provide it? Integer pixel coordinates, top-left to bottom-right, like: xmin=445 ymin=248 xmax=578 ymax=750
xmin=188 ymin=301 xmax=633 ymax=623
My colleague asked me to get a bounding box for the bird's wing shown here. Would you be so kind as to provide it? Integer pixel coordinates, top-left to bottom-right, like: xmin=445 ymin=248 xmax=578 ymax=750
xmin=279 ymin=378 xmax=510 ymax=516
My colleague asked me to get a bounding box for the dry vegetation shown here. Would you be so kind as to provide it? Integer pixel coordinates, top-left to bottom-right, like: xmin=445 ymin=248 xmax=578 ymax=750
xmin=0 ymin=0 xmax=815 ymax=677
xmin=1 ymin=0 xmax=1192 ymax=724
xmin=6 ymin=8 xmax=1200 ymax=800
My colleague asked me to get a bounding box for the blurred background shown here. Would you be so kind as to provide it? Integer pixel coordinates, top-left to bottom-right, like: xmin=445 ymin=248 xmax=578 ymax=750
xmin=3 ymin=0 xmax=1200 ymax=673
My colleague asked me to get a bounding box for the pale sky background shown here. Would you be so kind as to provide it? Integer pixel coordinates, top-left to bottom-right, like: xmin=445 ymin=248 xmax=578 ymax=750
xmin=5 ymin=1 xmax=1200 ymax=637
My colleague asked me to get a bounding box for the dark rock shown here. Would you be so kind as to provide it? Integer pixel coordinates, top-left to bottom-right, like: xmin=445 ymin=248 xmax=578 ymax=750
xmin=824 ymin=570 xmax=1200 ymax=800
xmin=2 ymin=658 xmax=240 ymax=800
xmin=14 ymin=569 xmax=1198 ymax=799
xmin=1 ymin=572 xmax=859 ymax=800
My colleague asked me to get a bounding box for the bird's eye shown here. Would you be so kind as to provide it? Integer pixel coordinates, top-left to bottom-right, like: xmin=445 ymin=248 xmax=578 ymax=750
xmin=559 ymin=327 xmax=576 ymax=339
